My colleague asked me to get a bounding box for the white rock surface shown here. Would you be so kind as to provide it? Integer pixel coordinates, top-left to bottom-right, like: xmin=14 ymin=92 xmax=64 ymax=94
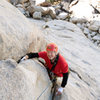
xmin=0 ymin=0 xmax=46 ymax=60
xmin=35 ymin=0 xmax=45 ymax=5
xmin=34 ymin=20 xmax=100 ymax=100
xmin=18 ymin=60 xmax=51 ymax=100
xmin=1 ymin=0 xmax=100 ymax=100
xmin=29 ymin=0 xmax=46 ymax=6
xmin=32 ymin=6 xmax=49 ymax=14
xmin=0 ymin=59 xmax=51 ymax=100
xmin=0 ymin=59 xmax=35 ymax=100
xmin=70 ymin=2 xmax=94 ymax=21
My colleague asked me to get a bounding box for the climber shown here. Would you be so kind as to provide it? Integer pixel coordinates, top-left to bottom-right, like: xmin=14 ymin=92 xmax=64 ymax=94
xmin=18 ymin=43 xmax=69 ymax=95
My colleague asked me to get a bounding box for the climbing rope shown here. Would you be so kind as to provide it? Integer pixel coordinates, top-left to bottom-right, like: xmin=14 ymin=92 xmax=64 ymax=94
xmin=36 ymin=82 xmax=52 ymax=100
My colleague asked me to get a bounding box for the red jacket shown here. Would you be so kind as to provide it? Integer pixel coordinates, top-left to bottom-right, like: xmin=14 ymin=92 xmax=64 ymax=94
xmin=38 ymin=51 xmax=68 ymax=77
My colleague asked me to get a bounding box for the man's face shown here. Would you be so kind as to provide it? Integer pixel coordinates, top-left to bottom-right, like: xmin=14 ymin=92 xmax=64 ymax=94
xmin=47 ymin=51 xmax=57 ymax=60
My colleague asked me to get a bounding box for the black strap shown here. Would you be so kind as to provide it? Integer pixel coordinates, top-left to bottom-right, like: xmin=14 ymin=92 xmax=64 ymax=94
xmin=50 ymin=53 xmax=59 ymax=72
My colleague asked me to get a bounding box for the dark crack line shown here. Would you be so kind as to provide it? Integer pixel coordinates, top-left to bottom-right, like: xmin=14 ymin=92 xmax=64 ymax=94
xmin=69 ymin=67 xmax=91 ymax=86
xmin=69 ymin=67 xmax=82 ymax=79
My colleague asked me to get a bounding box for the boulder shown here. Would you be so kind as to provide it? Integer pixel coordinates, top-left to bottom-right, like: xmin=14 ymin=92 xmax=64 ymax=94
xmin=0 ymin=59 xmax=51 ymax=100
xmin=19 ymin=60 xmax=52 ymax=100
xmin=49 ymin=7 xmax=56 ymax=19
xmin=0 ymin=59 xmax=35 ymax=100
xmin=27 ymin=5 xmax=35 ymax=15
xmin=33 ymin=11 xmax=42 ymax=19
xmin=17 ymin=4 xmax=26 ymax=15
xmin=16 ymin=3 xmax=23 ymax=7
xmin=10 ymin=0 xmax=29 ymax=5
xmin=89 ymin=20 xmax=100 ymax=31
xmin=60 ymin=0 xmax=75 ymax=11
xmin=29 ymin=0 xmax=36 ymax=6
xmin=10 ymin=0 xmax=46 ymax=6
xmin=57 ymin=12 xmax=68 ymax=20
xmin=83 ymin=28 xmax=90 ymax=35
xmin=38 ymin=1 xmax=51 ymax=7
xmin=0 ymin=0 xmax=46 ymax=61
xmin=91 ymin=32 xmax=97 ymax=37
xmin=70 ymin=16 xmax=87 ymax=23
xmin=92 ymin=34 xmax=100 ymax=41
xmin=27 ymin=6 xmax=56 ymax=19
xmin=76 ymin=23 xmax=82 ymax=29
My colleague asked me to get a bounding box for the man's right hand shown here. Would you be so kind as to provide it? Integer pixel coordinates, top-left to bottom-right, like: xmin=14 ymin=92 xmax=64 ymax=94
xmin=17 ymin=55 xmax=28 ymax=63
xmin=20 ymin=56 xmax=26 ymax=62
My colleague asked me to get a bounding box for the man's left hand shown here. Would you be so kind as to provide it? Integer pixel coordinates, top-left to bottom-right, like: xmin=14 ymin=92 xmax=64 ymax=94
xmin=56 ymin=87 xmax=64 ymax=95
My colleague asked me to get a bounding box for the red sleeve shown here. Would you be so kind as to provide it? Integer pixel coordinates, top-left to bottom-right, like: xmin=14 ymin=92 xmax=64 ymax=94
xmin=60 ymin=55 xmax=68 ymax=73
xmin=62 ymin=62 xmax=68 ymax=73
xmin=38 ymin=51 xmax=47 ymax=60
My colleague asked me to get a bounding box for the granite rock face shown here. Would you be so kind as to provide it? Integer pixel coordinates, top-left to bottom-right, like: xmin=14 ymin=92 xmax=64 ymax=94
xmin=0 ymin=0 xmax=46 ymax=61
xmin=0 ymin=59 xmax=51 ymax=100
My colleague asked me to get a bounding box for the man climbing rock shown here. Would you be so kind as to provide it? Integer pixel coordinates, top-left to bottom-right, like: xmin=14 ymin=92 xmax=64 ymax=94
xmin=19 ymin=43 xmax=69 ymax=96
